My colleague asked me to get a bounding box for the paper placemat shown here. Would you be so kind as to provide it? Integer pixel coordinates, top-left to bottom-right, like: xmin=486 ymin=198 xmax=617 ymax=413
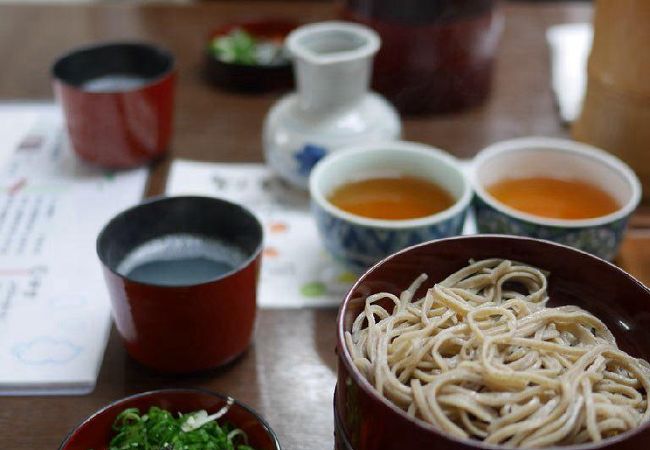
xmin=0 ymin=104 xmax=148 ymax=395
xmin=166 ymin=159 xmax=475 ymax=309
xmin=167 ymin=160 xmax=355 ymax=308
xmin=546 ymin=23 xmax=593 ymax=123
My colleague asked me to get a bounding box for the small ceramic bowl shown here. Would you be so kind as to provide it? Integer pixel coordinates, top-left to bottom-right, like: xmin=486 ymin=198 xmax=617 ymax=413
xmin=472 ymin=137 xmax=641 ymax=261
xmin=97 ymin=196 xmax=263 ymax=373
xmin=335 ymin=235 xmax=650 ymax=450
xmin=59 ymin=388 xmax=281 ymax=450
xmin=309 ymin=141 xmax=471 ymax=272
xmin=205 ymin=19 xmax=297 ymax=92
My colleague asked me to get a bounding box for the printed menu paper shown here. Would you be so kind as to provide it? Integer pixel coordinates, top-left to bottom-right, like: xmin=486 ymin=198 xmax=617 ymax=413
xmin=0 ymin=104 xmax=147 ymax=395
xmin=166 ymin=160 xmax=475 ymax=309
xmin=167 ymin=160 xmax=355 ymax=309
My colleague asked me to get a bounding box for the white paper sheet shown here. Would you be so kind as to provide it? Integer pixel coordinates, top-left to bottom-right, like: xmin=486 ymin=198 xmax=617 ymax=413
xmin=166 ymin=161 xmax=356 ymax=308
xmin=546 ymin=23 xmax=593 ymax=123
xmin=0 ymin=104 xmax=147 ymax=395
xmin=166 ymin=159 xmax=475 ymax=309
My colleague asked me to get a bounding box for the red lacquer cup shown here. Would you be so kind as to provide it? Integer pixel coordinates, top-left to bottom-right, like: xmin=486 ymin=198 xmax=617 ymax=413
xmin=52 ymin=42 xmax=175 ymax=168
xmin=96 ymin=196 xmax=263 ymax=373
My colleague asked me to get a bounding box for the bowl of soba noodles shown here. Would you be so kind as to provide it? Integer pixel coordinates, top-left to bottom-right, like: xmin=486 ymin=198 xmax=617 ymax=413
xmin=335 ymin=235 xmax=650 ymax=450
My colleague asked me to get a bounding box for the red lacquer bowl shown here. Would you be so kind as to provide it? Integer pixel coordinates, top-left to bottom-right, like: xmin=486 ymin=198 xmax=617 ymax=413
xmin=59 ymin=389 xmax=281 ymax=450
xmin=341 ymin=0 xmax=502 ymax=114
xmin=335 ymin=235 xmax=650 ymax=450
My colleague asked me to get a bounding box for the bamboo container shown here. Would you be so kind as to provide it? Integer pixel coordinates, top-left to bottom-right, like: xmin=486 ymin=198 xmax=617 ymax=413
xmin=573 ymin=0 xmax=650 ymax=201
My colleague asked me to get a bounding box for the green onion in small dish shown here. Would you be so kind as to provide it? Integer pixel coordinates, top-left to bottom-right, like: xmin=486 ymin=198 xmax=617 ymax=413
xmin=58 ymin=389 xmax=280 ymax=450
xmin=209 ymin=28 xmax=289 ymax=66
xmin=204 ymin=20 xmax=296 ymax=92
xmin=106 ymin=402 xmax=256 ymax=450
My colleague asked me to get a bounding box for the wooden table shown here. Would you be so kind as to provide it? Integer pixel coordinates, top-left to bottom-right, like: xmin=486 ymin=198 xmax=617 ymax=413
xmin=0 ymin=2 xmax=648 ymax=450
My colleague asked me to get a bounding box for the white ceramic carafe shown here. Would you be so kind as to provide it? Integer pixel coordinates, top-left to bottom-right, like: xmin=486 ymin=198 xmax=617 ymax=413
xmin=263 ymin=21 xmax=401 ymax=190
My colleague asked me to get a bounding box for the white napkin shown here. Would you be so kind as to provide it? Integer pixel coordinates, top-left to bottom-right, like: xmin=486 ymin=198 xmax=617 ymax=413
xmin=546 ymin=23 xmax=593 ymax=123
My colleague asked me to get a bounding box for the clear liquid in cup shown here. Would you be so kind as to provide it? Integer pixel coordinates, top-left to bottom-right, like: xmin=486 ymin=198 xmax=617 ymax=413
xmin=116 ymin=234 xmax=248 ymax=286
xmin=82 ymin=74 xmax=149 ymax=93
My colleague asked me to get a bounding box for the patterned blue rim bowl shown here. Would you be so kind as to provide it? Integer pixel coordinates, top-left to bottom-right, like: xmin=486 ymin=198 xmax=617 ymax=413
xmin=471 ymin=136 xmax=642 ymax=261
xmin=309 ymin=141 xmax=472 ymax=273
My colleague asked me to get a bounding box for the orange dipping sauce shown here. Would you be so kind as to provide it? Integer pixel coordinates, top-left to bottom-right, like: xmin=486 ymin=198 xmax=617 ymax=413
xmin=328 ymin=176 xmax=454 ymax=220
xmin=486 ymin=177 xmax=620 ymax=220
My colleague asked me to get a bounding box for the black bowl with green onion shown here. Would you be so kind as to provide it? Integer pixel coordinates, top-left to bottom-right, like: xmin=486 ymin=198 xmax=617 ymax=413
xmin=58 ymin=388 xmax=281 ymax=450
xmin=205 ymin=19 xmax=297 ymax=92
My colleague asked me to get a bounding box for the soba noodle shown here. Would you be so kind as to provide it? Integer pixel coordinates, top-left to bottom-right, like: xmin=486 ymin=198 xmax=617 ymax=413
xmin=345 ymin=259 xmax=650 ymax=448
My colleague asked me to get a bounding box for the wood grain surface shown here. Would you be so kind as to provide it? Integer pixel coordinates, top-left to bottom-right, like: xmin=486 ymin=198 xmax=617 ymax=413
xmin=1 ymin=2 xmax=648 ymax=450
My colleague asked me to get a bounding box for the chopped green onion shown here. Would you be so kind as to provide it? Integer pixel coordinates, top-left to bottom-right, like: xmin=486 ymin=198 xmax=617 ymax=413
xmin=210 ymin=28 xmax=288 ymax=66
xmin=104 ymin=405 xmax=257 ymax=450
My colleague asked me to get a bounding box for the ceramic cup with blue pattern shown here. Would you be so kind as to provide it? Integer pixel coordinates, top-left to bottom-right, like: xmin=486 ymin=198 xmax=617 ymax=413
xmin=472 ymin=137 xmax=641 ymax=261
xmin=309 ymin=141 xmax=472 ymax=272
